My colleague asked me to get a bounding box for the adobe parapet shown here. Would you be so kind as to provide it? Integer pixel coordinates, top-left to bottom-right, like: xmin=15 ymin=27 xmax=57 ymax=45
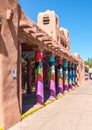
xmin=37 ymin=10 xmax=70 ymax=51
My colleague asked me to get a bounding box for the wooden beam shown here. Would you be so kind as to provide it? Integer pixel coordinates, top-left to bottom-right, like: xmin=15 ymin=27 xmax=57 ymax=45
xmin=19 ymin=20 xmax=34 ymax=28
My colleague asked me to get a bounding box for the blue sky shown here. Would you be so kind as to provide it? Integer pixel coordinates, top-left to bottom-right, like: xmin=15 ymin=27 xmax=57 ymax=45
xmin=19 ymin=0 xmax=92 ymax=61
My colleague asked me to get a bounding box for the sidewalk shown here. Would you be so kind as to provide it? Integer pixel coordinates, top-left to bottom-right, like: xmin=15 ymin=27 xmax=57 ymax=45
xmin=8 ymin=80 xmax=92 ymax=130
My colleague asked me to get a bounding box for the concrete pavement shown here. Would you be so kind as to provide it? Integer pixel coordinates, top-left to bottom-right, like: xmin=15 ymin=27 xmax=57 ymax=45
xmin=8 ymin=80 xmax=92 ymax=130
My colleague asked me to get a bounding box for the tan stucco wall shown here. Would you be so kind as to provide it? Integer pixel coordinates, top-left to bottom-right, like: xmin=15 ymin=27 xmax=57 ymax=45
xmin=0 ymin=0 xmax=22 ymax=129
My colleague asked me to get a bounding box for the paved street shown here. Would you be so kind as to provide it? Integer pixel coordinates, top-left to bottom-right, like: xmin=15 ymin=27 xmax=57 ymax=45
xmin=8 ymin=80 xmax=92 ymax=130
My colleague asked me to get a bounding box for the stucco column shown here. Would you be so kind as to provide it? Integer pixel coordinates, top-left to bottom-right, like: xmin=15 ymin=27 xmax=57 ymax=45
xmin=49 ymin=56 xmax=56 ymax=99
xmin=72 ymin=63 xmax=76 ymax=88
xmin=81 ymin=62 xmax=85 ymax=85
xmin=57 ymin=59 xmax=63 ymax=95
xmin=75 ymin=64 xmax=79 ymax=86
xmin=35 ymin=51 xmax=44 ymax=104
xmin=63 ymin=61 xmax=69 ymax=92
xmin=68 ymin=62 xmax=73 ymax=90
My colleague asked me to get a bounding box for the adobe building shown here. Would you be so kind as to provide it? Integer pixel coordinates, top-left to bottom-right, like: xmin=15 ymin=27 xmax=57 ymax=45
xmin=38 ymin=10 xmax=70 ymax=51
xmin=0 ymin=1 xmax=85 ymax=129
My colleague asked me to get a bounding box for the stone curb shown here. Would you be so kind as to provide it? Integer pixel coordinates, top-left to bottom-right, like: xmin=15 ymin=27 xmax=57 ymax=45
xmin=22 ymin=98 xmax=57 ymax=119
xmin=44 ymin=98 xmax=56 ymax=106
xmin=44 ymin=99 xmax=53 ymax=106
xmin=68 ymin=89 xmax=73 ymax=92
xmin=56 ymin=94 xmax=64 ymax=99
xmin=0 ymin=126 xmax=3 ymax=130
xmin=21 ymin=105 xmax=44 ymax=119
xmin=63 ymin=91 xmax=69 ymax=95
xmin=21 ymin=86 xmax=78 ymax=120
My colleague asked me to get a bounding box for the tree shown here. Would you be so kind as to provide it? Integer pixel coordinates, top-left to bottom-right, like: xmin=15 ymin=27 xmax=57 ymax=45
xmin=85 ymin=58 xmax=92 ymax=68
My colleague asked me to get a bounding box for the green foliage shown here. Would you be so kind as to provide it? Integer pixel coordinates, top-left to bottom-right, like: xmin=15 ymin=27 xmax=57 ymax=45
xmin=21 ymin=58 xmax=27 ymax=73
xmin=85 ymin=58 xmax=92 ymax=68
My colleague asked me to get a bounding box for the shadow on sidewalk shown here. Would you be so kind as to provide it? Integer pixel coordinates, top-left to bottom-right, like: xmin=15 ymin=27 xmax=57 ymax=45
xmin=22 ymin=88 xmax=50 ymax=114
